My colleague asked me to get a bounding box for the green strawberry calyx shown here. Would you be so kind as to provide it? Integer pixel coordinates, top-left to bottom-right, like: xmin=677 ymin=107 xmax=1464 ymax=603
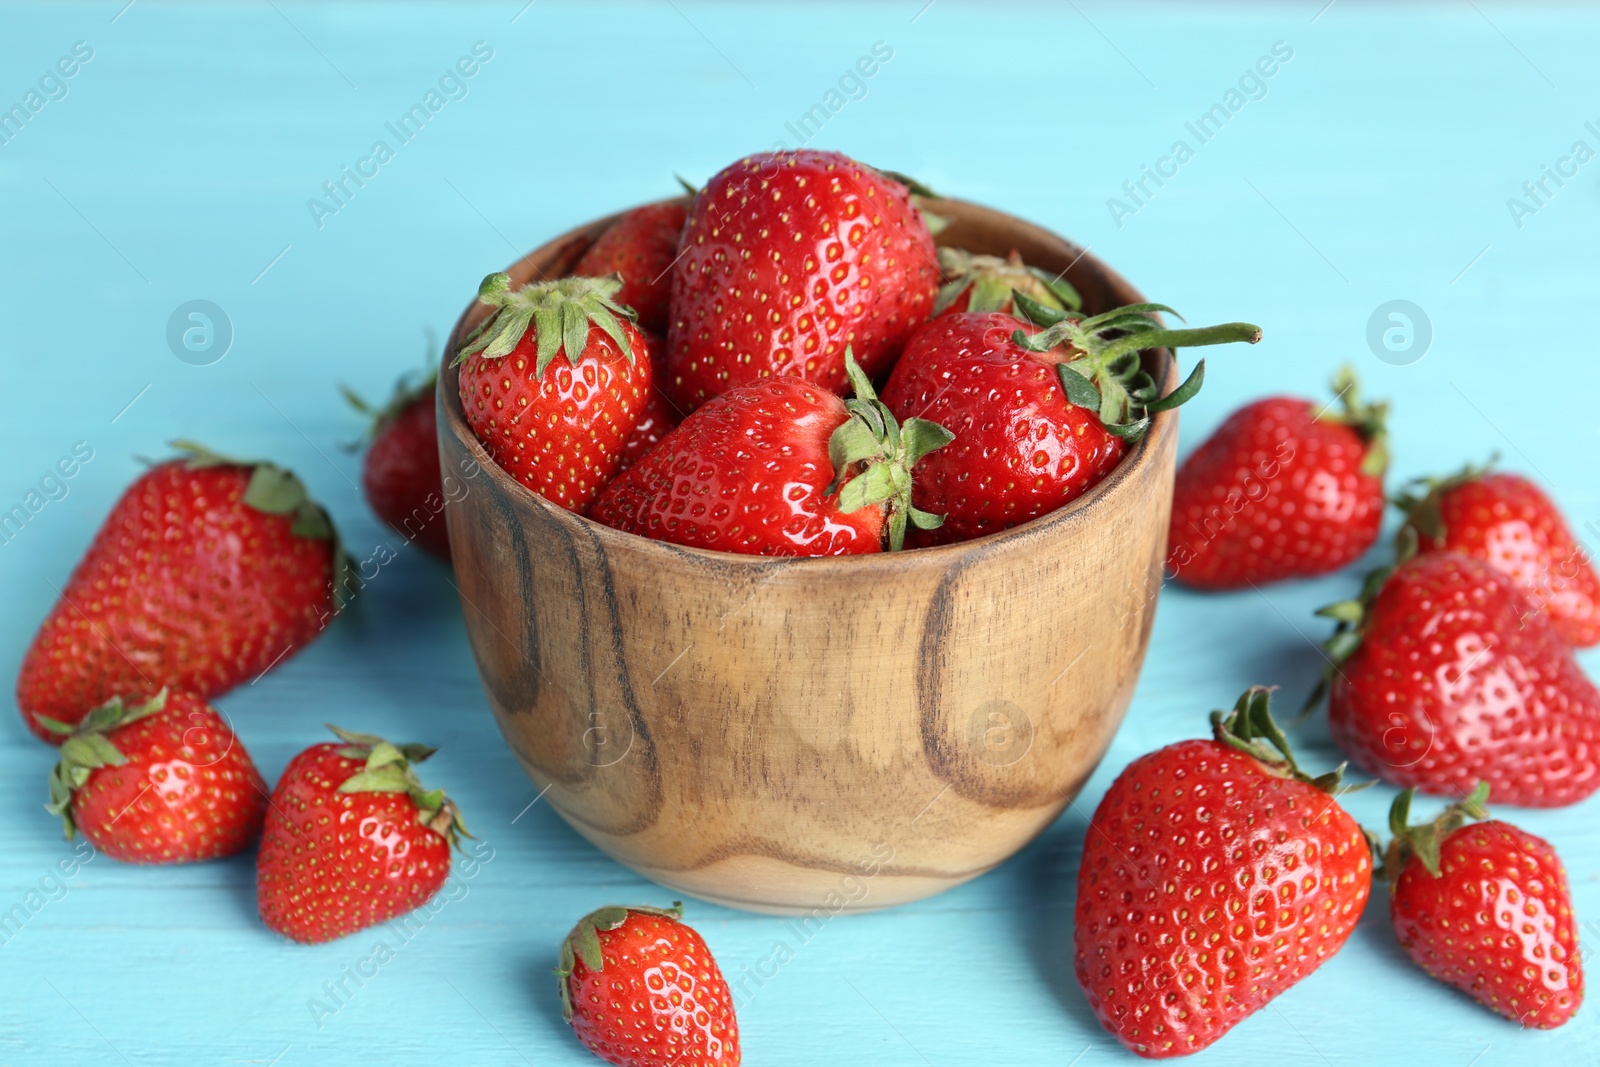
xmin=1211 ymin=685 xmax=1362 ymax=797
xmin=1304 ymin=557 xmax=1401 ymax=715
xmin=42 ymin=689 xmax=171 ymax=840
xmin=342 ymin=332 xmax=441 ymax=448
xmin=326 ymin=724 xmax=469 ymax=849
xmin=1009 ymin=303 xmax=1262 ymax=443
xmin=1320 ymin=365 xmax=1391 ymax=479
xmin=825 ymin=348 xmax=955 ymax=551
xmin=1391 ymin=455 xmax=1498 ymax=551
xmin=453 ymin=273 xmax=638 ymax=375
xmin=1383 ymin=781 xmax=1490 ymax=885
xmin=555 ymin=902 xmax=685 ymax=1023
xmin=168 ymin=440 xmax=358 ymax=614
xmin=933 ymin=247 xmax=1083 ymax=317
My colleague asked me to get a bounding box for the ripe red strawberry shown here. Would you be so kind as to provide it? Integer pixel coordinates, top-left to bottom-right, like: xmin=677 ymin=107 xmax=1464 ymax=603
xmin=558 ymin=903 xmax=739 ymax=1066
xmin=666 ymin=149 xmax=938 ymax=411
xmin=345 ymin=367 xmax=450 ymax=560
xmin=1398 ymin=464 xmax=1600 ymax=647
xmin=572 ymin=198 xmax=690 ymax=335
xmin=1314 ymin=551 xmax=1600 ymax=806
xmin=881 ymin=303 xmax=1260 ymax=546
xmin=616 ymin=386 xmax=681 ymax=474
xmin=1166 ymin=368 xmax=1388 ymax=588
xmin=933 ymin=247 xmax=1080 ymax=318
xmin=1385 ymin=783 xmax=1583 ymax=1028
xmin=256 ymin=725 xmax=462 ymax=944
xmin=590 ymin=351 xmax=951 ymax=555
xmin=42 ymin=689 xmax=266 ymax=864
xmin=456 ymin=273 xmax=651 ymax=512
xmin=1075 ymin=687 xmax=1372 ymax=1058
xmin=16 ymin=443 xmax=352 ymax=743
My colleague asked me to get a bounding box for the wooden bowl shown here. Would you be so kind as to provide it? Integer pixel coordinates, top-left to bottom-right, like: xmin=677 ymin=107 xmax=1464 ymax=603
xmin=438 ymin=197 xmax=1178 ymax=914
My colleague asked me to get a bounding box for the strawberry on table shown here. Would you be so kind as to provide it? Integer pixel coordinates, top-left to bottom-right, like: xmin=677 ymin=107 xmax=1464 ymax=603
xmin=589 ymin=350 xmax=952 ymax=555
xmin=43 ymin=689 xmax=266 ymax=864
xmin=1398 ymin=462 xmax=1600 ymax=647
xmin=1313 ymin=550 xmax=1600 ymax=807
xmin=16 ymin=442 xmax=353 ymax=743
xmin=932 ymin=247 xmax=1080 ymax=318
xmin=345 ymin=366 xmax=450 ymax=560
xmin=1166 ymin=367 xmax=1389 ymax=588
xmin=1385 ymin=783 xmax=1583 ymax=1028
xmin=881 ymin=303 xmax=1260 ymax=546
xmin=256 ymin=725 xmax=463 ymax=944
xmin=1074 ymin=687 xmax=1372 ymax=1059
xmin=456 ymin=273 xmax=652 ymax=512
xmin=666 ymin=149 xmax=939 ymax=411
xmin=572 ymin=198 xmax=690 ymax=336
xmin=558 ymin=902 xmax=739 ymax=1067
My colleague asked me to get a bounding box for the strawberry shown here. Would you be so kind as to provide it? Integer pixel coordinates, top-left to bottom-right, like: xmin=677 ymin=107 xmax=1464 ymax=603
xmin=455 ymin=273 xmax=651 ymax=512
xmin=16 ymin=442 xmax=352 ymax=743
xmin=616 ymin=384 xmax=681 ymax=474
xmin=1075 ymin=687 xmax=1372 ymax=1059
xmin=1385 ymin=783 xmax=1583 ymax=1028
xmin=572 ymin=198 xmax=690 ymax=335
xmin=1313 ymin=551 xmax=1600 ymax=807
xmin=932 ymin=247 xmax=1080 ymax=317
xmin=256 ymin=725 xmax=463 ymax=944
xmin=345 ymin=366 xmax=450 ymax=560
xmin=590 ymin=350 xmax=951 ymax=555
xmin=42 ymin=689 xmax=266 ymax=864
xmin=1166 ymin=367 xmax=1389 ymax=588
xmin=1398 ymin=463 xmax=1600 ymax=647
xmin=881 ymin=303 xmax=1260 ymax=546
xmin=558 ymin=902 xmax=739 ymax=1066
xmin=666 ymin=150 xmax=938 ymax=411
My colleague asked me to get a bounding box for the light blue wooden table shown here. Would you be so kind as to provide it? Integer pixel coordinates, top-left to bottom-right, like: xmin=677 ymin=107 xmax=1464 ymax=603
xmin=3 ymin=2 xmax=1598 ymax=1063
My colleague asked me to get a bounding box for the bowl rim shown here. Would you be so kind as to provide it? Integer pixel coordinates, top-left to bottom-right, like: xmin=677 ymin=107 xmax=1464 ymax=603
xmin=437 ymin=195 xmax=1178 ymax=571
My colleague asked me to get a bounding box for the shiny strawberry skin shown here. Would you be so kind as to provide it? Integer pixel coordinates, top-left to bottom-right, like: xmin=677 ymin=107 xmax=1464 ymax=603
xmin=1391 ymin=819 xmax=1583 ymax=1028
xmin=457 ymin=319 xmax=651 ymax=512
xmin=1075 ymin=739 xmax=1372 ymax=1058
xmin=666 ymin=150 xmax=937 ymax=411
xmin=17 ymin=462 xmax=337 ymax=742
xmin=880 ymin=311 xmax=1125 ymax=546
xmin=1421 ymin=473 xmax=1600 ymax=647
xmin=573 ymin=201 xmax=689 ymax=336
xmin=255 ymin=742 xmax=452 ymax=944
xmin=363 ymin=393 xmax=450 ymax=559
xmin=1167 ymin=396 xmax=1383 ymax=588
xmin=67 ymin=692 xmax=267 ymax=864
xmin=564 ymin=909 xmax=740 ymax=1066
xmin=1330 ymin=553 xmax=1600 ymax=806
xmin=616 ymin=387 xmax=682 ymax=475
xmin=589 ymin=376 xmax=883 ymax=556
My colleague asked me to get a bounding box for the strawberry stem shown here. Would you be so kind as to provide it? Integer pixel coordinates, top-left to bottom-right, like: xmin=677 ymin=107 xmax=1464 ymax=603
xmin=1010 ymin=304 xmax=1261 ymax=441
xmin=555 ymin=902 xmax=686 ymax=1023
xmin=45 ymin=690 xmax=171 ymax=840
xmin=1383 ymin=781 xmax=1491 ymax=883
xmin=325 ymin=724 xmax=469 ymax=849
xmin=454 ymin=273 xmax=638 ymax=374
xmin=826 ymin=349 xmax=954 ymax=551
xmin=1211 ymin=686 xmax=1360 ymax=796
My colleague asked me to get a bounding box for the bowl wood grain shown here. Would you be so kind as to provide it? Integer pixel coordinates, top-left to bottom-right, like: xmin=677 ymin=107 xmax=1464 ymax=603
xmin=439 ymin=197 xmax=1178 ymax=914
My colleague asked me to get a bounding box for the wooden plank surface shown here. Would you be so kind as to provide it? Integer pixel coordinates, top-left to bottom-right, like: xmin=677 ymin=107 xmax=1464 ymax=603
xmin=1 ymin=2 xmax=1597 ymax=1064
